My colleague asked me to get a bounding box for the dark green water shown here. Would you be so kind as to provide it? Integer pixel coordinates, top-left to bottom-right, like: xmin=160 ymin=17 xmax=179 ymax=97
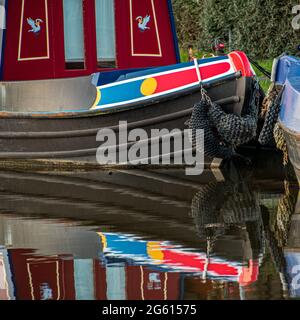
xmin=0 ymin=153 xmax=299 ymax=300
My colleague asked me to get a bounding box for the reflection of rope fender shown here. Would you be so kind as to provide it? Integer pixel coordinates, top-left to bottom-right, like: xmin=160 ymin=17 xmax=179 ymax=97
xmin=189 ymin=81 xmax=260 ymax=160
xmin=190 ymin=167 xmax=263 ymax=286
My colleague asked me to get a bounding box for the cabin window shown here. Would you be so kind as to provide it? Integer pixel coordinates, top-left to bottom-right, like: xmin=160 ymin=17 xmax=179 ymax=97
xmin=95 ymin=0 xmax=116 ymax=68
xmin=0 ymin=4 xmax=5 ymax=30
xmin=63 ymin=0 xmax=85 ymax=70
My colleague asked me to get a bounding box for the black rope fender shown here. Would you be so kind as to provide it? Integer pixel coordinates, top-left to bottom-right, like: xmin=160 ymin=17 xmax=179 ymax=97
xmin=189 ymin=80 xmax=260 ymax=160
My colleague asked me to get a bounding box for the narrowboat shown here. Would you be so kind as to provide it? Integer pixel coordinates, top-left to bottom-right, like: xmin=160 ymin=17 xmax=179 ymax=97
xmin=273 ymin=55 xmax=300 ymax=182
xmin=0 ymin=0 xmax=255 ymax=166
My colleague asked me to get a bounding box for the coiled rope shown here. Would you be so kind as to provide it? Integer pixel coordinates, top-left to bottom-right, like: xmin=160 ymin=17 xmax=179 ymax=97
xmin=258 ymin=83 xmax=288 ymax=164
xmin=189 ymin=81 xmax=260 ymax=160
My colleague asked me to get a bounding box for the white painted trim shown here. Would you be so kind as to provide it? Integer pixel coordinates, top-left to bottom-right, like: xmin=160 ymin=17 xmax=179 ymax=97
xmin=194 ymin=58 xmax=202 ymax=83
xmin=92 ymin=70 xmax=235 ymax=110
xmin=97 ymin=59 xmax=233 ymax=90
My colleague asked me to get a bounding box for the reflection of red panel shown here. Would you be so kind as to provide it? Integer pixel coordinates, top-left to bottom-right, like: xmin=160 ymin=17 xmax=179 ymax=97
xmin=9 ymin=250 xmax=75 ymax=300
xmin=126 ymin=266 xmax=180 ymax=300
xmin=18 ymin=0 xmax=49 ymax=61
xmin=94 ymin=261 xmax=107 ymax=301
xmin=130 ymin=0 xmax=161 ymax=56
xmin=126 ymin=266 xmax=142 ymax=300
xmin=27 ymin=259 xmax=63 ymax=300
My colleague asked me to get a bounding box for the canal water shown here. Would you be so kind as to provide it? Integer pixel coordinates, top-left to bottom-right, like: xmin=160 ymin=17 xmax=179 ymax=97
xmin=0 ymin=151 xmax=299 ymax=300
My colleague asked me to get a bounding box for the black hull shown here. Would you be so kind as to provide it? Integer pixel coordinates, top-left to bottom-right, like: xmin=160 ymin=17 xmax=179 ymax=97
xmin=0 ymin=77 xmax=253 ymax=165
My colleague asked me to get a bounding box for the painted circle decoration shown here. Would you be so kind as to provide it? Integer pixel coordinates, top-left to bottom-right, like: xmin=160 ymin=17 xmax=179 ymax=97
xmin=140 ymin=78 xmax=158 ymax=96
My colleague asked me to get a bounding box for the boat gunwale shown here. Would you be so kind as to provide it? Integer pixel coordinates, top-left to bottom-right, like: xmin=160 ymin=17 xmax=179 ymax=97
xmin=0 ymin=71 xmax=243 ymax=119
xmin=0 ymin=96 xmax=240 ymax=139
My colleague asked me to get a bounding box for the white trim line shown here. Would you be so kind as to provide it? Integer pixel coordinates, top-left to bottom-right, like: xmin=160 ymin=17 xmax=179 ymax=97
xmin=92 ymin=70 xmax=235 ymax=110
xmin=194 ymin=58 xmax=202 ymax=83
xmin=97 ymin=59 xmax=232 ymax=90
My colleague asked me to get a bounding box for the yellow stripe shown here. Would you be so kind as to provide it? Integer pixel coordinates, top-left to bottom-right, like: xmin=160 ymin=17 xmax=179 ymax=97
xmin=91 ymin=89 xmax=101 ymax=109
xmin=98 ymin=232 xmax=107 ymax=250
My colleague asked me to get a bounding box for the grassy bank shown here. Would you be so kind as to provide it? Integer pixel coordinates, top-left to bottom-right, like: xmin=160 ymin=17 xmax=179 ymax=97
xmin=252 ymin=59 xmax=273 ymax=93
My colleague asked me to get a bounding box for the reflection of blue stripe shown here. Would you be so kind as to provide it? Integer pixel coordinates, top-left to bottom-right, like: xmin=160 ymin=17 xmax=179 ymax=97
xmin=104 ymin=234 xmax=148 ymax=257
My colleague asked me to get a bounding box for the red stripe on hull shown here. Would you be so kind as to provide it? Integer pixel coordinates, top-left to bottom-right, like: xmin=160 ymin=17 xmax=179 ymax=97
xmin=154 ymin=62 xmax=231 ymax=94
xmin=228 ymin=51 xmax=253 ymax=77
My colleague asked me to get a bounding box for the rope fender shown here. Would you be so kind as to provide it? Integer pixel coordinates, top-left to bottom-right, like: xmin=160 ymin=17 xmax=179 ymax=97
xmin=189 ymin=80 xmax=260 ymax=160
xmin=258 ymin=84 xmax=285 ymax=146
xmin=258 ymin=82 xmax=288 ymax=165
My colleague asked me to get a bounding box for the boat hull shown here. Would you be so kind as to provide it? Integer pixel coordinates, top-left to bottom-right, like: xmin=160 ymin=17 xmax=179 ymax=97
xmin=275 ymin=55 xmax=300 ymax=183
xmin=279 ymin=121 xmax=300 ymax=183
xmin=0 ymin=76 xmax=253 ymax=165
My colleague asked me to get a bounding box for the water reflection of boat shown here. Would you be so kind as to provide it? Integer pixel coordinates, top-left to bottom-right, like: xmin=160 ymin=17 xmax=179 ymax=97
xmin=0 ymin=152 xmax=286 ymax=244
xmin=260 ymin=178 xmax=300 ymax=299
xmin=0 ymin=156 xmax=292 ymax=300
xmin=0 ymin=220 xmax=262 ymax=300
xmin=284 ymin=190 xmax=300 ymax=298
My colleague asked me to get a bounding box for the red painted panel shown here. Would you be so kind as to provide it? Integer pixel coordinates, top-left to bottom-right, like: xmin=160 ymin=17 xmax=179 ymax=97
xmin=115 ymin=0 xmax=177 ymax=69
xmin=4 ymin=0 xmax=55 ymax=80
xmin=3 ymin=0 xmax=178 ymax=81
xmin=19 ymin=0 xmax=49 ymax=60
xmin=130 ymin=0 xmax=161 ymax=56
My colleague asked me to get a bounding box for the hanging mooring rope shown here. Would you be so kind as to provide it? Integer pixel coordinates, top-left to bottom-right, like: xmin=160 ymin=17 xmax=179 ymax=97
xmin=248 ymin=57 xmax=272 ymax=79
xmin=258 ymin=83 xmax=284 ymax=145
xmin=258 ymin=83 xmax=288 ymax=164
xmin=189 ymin=81 xmax=260 ymax=160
